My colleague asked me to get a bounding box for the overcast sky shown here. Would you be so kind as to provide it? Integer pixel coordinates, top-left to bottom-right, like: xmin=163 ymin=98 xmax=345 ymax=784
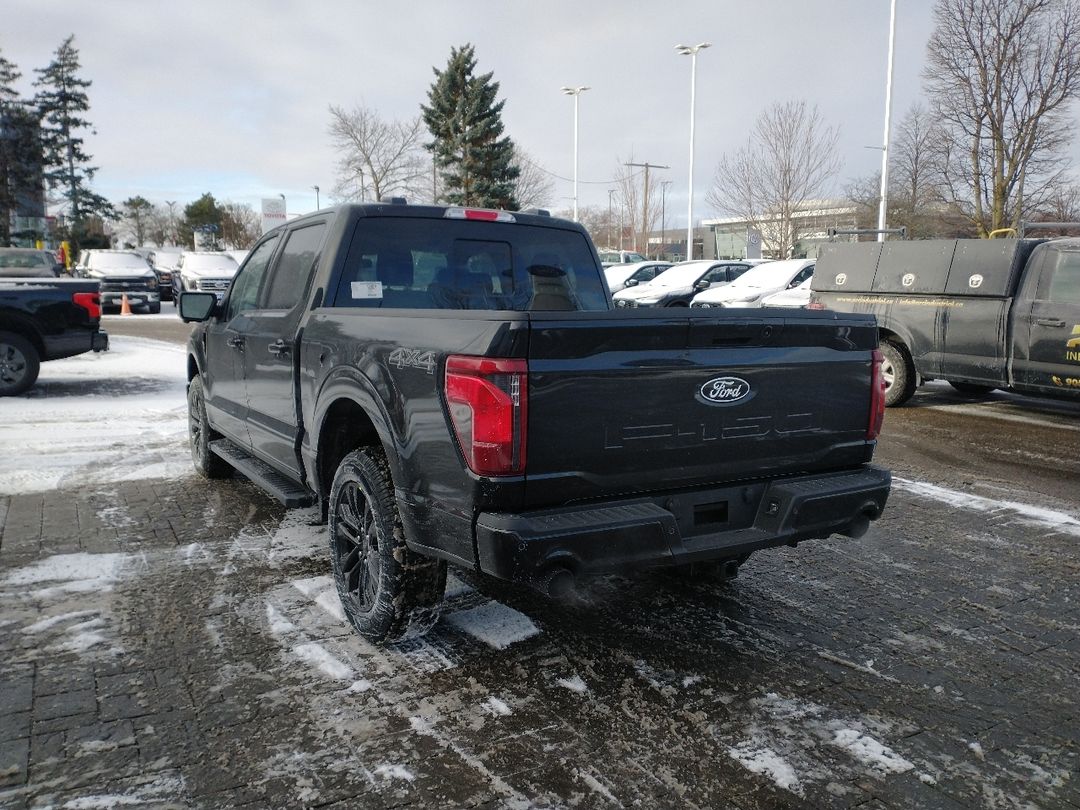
xmin=4 ymin=1 xmax=942 ymax=227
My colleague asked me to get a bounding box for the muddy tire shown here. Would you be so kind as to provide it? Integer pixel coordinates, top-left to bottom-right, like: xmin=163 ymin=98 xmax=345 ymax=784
xmin=329 ymin=448 xmax=446 ymax=643
xmin=0 ymin=331 xmax=40 ymax=397
xmin=949 ymin=381 xmax=995 ymax=396
xmin=187 ymin=376 xmax=231 ymax=478
xmin=880 ymin=339 xmax=916 ymax=407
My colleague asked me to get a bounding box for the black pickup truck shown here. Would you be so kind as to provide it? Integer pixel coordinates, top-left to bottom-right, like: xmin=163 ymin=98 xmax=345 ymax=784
xmin=0 ymin=278 xmax=109 ymax=395
xmin=180 ymin=202 xmax=891 ymax=643
xmin=811 ymin=238 xmax=1080 ymax=406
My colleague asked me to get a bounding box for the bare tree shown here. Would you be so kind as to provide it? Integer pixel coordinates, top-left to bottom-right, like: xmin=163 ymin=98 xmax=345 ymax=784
xmin=328 ymin=104 xmax=428 ymax=203
xmin=925 ymin=0 xmax=1080 ymax=236
xmin=707 ymin=100 xmax=841 ymax=258
xmin=219 ymin=202 xmax=261 ymax=249
xmin=510 ymin=146 xmax=556 ymax=209
xmin=614 ymin=155 xmax=663 ymax=254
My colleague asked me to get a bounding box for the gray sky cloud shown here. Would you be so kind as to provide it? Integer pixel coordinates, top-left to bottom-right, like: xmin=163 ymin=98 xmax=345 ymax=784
xmin=5 ymin=0 xmax=938 ymax=225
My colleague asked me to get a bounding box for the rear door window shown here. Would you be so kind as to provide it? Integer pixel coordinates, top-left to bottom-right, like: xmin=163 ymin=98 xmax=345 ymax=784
xmin=262 ymin=223 xmax=327 ymax=310
xmin=334 ymin=217 xmax=608 ymax=311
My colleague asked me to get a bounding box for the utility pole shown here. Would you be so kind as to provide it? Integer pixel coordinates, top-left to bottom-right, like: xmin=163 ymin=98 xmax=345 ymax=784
xmin=661 ymin=181 xmax=672 ymax=260
xmin=624 ymin=161 xmax=669 ymax=255
xmin=877 ymin=0 xmax=898 ymax=242
xmin=607 ymin=189 xmax=615 ymax=248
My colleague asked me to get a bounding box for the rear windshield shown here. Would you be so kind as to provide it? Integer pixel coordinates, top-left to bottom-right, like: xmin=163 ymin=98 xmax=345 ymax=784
xmin=0 ymin=252 xmax=48 ymax=268
xmin=334 ymin=217 xmax=608 ymax=311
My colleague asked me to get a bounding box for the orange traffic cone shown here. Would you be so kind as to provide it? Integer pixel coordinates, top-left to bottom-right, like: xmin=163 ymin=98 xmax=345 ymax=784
xmin=120 ymin=293 xmax=132 ymax=316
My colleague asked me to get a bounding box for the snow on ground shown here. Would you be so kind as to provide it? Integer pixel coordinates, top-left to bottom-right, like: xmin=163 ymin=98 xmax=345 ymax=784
xmin=0 ymin=336 xmax=190 ymax=495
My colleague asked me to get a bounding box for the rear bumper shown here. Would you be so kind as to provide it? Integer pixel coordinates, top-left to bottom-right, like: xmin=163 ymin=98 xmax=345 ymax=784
xmin=475 ymin=465 xmax=890 ymax=589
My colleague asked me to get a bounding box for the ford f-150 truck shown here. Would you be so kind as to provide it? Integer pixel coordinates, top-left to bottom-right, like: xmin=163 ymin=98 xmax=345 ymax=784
xmin=180 ymin=201 xmax=891 ymax=643
xmin=810 ymin=238 xmax=1080 ymax=406
xmin=0 ymin=278 xmax=108 ymax=396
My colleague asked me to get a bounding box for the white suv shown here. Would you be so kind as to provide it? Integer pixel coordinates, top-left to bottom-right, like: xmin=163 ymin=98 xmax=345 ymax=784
xmin=175 ymin=252 xmax=240 ymax=302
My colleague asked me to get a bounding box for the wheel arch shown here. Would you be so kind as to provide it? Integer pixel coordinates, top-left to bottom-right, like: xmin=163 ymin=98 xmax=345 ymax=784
xmin=0 ymin=315 xmax=46 ymax=359
xmin=313 ymin=384 xmax=398 ymax=504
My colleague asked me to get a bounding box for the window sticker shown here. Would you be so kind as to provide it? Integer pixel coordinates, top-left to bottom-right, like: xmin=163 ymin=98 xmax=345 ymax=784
xmin=351 ymin=281 xmax=383 ymax=299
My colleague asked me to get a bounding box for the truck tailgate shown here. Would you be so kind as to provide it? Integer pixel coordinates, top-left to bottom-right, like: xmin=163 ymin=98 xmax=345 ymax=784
xmin=524 ymin=310 xmax=878 ymax=507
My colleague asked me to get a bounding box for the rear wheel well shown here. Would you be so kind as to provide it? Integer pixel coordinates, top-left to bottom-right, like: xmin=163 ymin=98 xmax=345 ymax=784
xmin=317 ymin=399 xmax=382 ymax=501
xmin=0 ymin=318 xmax=45 ymax=359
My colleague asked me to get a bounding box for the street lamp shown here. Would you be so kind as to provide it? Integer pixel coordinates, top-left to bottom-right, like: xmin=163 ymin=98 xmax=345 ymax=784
xmin=561 ymin=86 xmax=590 ymax=222
xmin=312 ymin=185 xmax=320 ymax=210
xmin=607 ymin=188 xmax=615 ymax=248
xmin=676 ymin=42 xmax=710 ymax=260
xmin=876 ymin=0 xmax=898 ymax=242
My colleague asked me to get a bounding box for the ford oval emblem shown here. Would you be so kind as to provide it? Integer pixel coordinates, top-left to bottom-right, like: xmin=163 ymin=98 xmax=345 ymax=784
xmin=699 ymin=376 xmax=753 ymax=406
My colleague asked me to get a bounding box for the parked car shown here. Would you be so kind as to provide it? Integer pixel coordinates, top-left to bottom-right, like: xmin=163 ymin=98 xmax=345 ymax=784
xmin=691 ymin=259 xmax=816 ymax=308
xmin=760 ymin=277 xmax=813 ymax=308
xmin=75 ymin=250 xmax=161 ymax=313
xmin=148 ymin=249 xmax=182 ymax=302
xmin=0 ymin=278 xmax=109 ymax=395
xmin=598 ymin=249 xmax=647 ymax=267
xmin=612 ymin=260 xmax=756 ymax=307
xmin=178 ymin=201 xmax=890 ymax=644
xmin=174 ymin=252 xmax=239 ymax=303
xmin=0 ymin=247 xmax=63 ymax=278
xmin=604 ymin=261 xmax=672 ymax=293
xmin=812 ymin=237 xmax=1080 ymax=406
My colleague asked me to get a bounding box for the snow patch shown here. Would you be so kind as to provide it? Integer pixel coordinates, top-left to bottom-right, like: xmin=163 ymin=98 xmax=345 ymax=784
xmin=483 ymin=696 xmax=512 ymax=716
xmin=894 ymin=477 xmax=1080 ymax=537
xmin=292 ymin=642 xmax=354 ymax=681
xmin=374 ymin=764 xmax=415 ymax=782
xmin=727 ymin=740 xmax=803 ymax=795
xmin=556 ymin=675 xmax=588 ymax=693
xmin=830 ymin=728 xmax=914 ymax=774
xmin=56 ymin=773 xmax=186 ymax=808
xmin=266 ymin=603 xmax=297 ymax=636
xmin=443 ymin=600 xmax=540 ymax=650
xmin=346 ymin=680 xmax=373 ymax=693
xmin=22 ymin=610 xmax=97 ymax=634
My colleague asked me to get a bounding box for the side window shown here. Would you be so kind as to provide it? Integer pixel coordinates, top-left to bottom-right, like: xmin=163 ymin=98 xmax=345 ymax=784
xmin=792 ymin=265 xmax=815 ymax=286
xmin=725 ymin=265 xmax=751 ymax=283
xmin=226 ymin=236 xmax=280 ymax=319
xmin=1044 ymin=251 xmax=1080 ymax=304
xmin=263 ymin=223 xmax=327 ymax=310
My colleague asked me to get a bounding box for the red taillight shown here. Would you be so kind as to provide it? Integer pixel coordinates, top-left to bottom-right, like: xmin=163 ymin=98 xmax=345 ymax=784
xmin=444 ymin=355 xmax=527 ymax=476
xmin=807 ymin=300 xmax=826 ymax=310
xmin=867 ymin=348 xmax=886 ymax=440
xmin=73 ymin=291 xmax=101 ymax=320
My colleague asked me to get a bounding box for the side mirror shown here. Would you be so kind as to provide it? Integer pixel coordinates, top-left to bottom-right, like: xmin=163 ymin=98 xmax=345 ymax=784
xmin=693 ymin=279 xmax=710 ymax=291
xmin=624 ymin=278 xmax=639 ymax=287
xmin=178 ymin=291 xmax=218 ymax=322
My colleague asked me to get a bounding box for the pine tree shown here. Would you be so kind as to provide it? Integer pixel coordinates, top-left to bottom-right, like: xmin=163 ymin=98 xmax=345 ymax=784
xmin=421 ymin=44 xmax=520 ymax=210
xmin=0 ymin=47 xmax=37 ymax=246
xmin=33 ymin=35 xmax=114 ymax=230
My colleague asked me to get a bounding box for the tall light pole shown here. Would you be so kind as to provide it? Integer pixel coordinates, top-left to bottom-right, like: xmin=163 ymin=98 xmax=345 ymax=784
xmin=676 ymin=42 xmax=710 ymax=260
xmin=876 ymin=0 xmax=898 ymax=242
xmin=607 ymin=189 xmax=615 ymax=248
xmin=561 ymin=85 xmax=590 ymax=222
xmin=661 ymin=180 xmax=672 ymax=260
xmin=312 ymin=185 xmax=320 ymax=210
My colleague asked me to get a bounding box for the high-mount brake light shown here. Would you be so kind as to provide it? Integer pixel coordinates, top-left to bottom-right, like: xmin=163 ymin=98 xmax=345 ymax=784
xmin=867 ymin=348 xmax=886 ymax=440
xmin=444 ymin=207 xmax=516 ymax=223
xmin=444 ymin=355 xmax=528 ymax=476
xmin=73 ymin=291 xmax=101 ymax=320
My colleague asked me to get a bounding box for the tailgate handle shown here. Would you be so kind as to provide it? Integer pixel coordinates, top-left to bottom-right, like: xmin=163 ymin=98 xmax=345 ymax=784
xmin=1035 ymin=317 xmax=1066 ymax=328
xmin=268 ymin=339 xmax=291 ymax=357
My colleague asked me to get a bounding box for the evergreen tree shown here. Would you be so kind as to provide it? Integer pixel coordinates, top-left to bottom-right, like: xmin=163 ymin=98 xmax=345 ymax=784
xmin=181 ymin=193 xmax=223 ymax=249
xmin=121 ymin=195 xmax=153 ymax=246
xmin=421 ymin=44 xmax=520 ymax=210
xmin=0 ymin=48 xmax=39 ymax=246
xmin=33 ymin=35 xmax=114 ymax=232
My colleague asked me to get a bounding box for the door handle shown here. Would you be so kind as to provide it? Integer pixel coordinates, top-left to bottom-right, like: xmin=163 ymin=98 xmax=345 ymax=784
xmin=227 ymin=336 xmax=245 ymax=350
xmin=1035 ymin=317 xmax=1066 ymax=328
xmin=268 ymin=339 xmax=291 ymax=357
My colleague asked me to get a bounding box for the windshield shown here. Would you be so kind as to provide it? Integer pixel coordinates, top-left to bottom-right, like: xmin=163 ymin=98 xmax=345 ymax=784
xmin=650 ymin=262 xmax=713 ymax=288
xmin=0 ymin=252 xmax=48 ymax=268
xmin=728 ymin=260 xmax=807 ymax=288
xmin=89 ymin=253 xmax=148 ymax=270
xmin=186 ymin=254 xmax=239 ymax=271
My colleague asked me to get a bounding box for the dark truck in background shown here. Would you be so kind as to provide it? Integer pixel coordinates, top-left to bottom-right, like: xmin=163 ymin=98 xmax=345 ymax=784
xmin=180 ymin=201 xmax=891 ymax=643
xmin=811 ymin=238 xmax=1080 ymax=406
xmin=0 ymin=278 xmax=108 ymax=396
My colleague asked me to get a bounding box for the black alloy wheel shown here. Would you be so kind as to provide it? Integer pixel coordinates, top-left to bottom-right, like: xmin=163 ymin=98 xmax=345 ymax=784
xmin=0 ymin=331 xmax=40 ymax=396
xmin=334 ymin=476 xmax=382 ymax=612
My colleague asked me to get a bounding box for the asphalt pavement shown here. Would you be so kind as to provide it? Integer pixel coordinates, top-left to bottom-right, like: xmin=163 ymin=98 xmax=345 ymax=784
xmin=1 ymin=320 xmax=1078 ymax=809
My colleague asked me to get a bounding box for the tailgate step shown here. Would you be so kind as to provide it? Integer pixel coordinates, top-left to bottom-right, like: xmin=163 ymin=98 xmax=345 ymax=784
xmin=209 ymin=439 xmax=314 ymax=508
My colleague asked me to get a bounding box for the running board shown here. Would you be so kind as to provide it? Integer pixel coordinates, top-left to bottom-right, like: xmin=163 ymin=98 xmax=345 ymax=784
xmin=209 ymin=439 xmax=315 ymax=508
